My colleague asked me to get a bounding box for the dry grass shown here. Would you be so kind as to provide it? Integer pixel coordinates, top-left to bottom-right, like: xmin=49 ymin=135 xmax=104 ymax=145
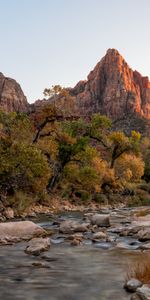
xmin=126 ymin=254 xmax=150 ymax=284
xmin=134 ymin=208 xmax=150 ymax=217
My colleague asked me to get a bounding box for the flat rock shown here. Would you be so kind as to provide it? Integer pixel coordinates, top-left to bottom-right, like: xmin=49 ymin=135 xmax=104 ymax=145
xmin=25 ymin=237 xmax=50 ymax=255
xmin=0 ymin=221 xmax=46 ymax=244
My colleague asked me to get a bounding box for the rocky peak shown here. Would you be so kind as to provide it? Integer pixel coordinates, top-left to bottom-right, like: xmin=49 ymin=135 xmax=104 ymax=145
xmin=70 ymin=48 xmax=150 ymax=119
xmin=0 ymin=73 xmax=28 ymax=113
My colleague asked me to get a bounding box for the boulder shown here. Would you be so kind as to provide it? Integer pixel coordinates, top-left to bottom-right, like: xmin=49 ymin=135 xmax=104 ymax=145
xmin=91 ymin=214 xmax=110 ymax=227
xmin=59 ymin=220 xmax=76 ymax=234
xmin=133 ymin=285 xmax=150 ymax=300
xmin=124 ymin=278 xmax=142 ymax=292
xmin=25 ymin=237 xmax=50 ymax=255
xmin=138 ymin=229 xmax=150 ymax=242
xmin=0 ymin=221 xmax=46 ymax=244
xmin=59 ymin=220 xmax=89 ymax=234
xmin=74 ymin=223 xmax=90 ymax=232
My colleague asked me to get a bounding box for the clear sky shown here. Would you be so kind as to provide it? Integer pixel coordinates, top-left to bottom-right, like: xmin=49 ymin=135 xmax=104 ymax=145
xmin=0 ymin=0 xmax=150 ymax=103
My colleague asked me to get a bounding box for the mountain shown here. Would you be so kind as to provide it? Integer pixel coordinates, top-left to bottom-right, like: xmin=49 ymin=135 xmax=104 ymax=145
xmin=69 ymin=48 xmax=150 ymax=119
xmin=0 ymin=72 xmax=28 ymax=113
xmin=1 ymin=49 xmax=150 ymax=127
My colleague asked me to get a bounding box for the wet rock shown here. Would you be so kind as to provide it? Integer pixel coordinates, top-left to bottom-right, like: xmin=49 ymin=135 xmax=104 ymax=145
xmin=92 ymin=231 xmax=108 ymax=242
xmin=0 ymin=221 xmax=46 ymax=244
xmin=59 ymin=220 xmax=76 ymax=234
xmin=124 ymin=278 xmax=142 ymax=292
xmin=131 ymin=293 xmax=141 ymax=300
xmin=25 ymin=237 xmax=50 ymax=255
xmin=134 ymin=285 xmax=150 ymax=300
xmin=138 ymin=229 xmax=150 ymax=242
xmin=32 ymin=261 xmax=50 ymax=268
xmin=4 ymin=207 xmax=14 ymax=219
xmin=119 ymin=226 xmax=142 ymax=237
xmin=40 ymin=254 xmax=58 ymax=262
xmin=59 ymin=220 xmax=89 ymax=234
xmin=94 ymin=242 xmax=112 ymax=249
xmin=74 ymin=223 xmax=90 ymax=232
xmin=91 ymin=214 xmax=110 ymax=227
xmin=68 ymin=233 xmax=83 ymax=246
xmin=139 ymin=242 xmax=150 ymax=250
xmin=71 ymin=238 xmax=82 ymax=246
xmin=68 ymin=233 xmax=84 ymax=240
xmin=116 ymin=241 xmax=139 ymax=250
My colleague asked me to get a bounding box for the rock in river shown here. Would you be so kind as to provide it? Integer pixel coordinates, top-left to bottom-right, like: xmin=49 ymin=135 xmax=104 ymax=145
xmin=91 ymin=214 xmax=110 ymax=227
xmin=124 ymin=278 xmax=142 ymax=292
xmin=25 ymin=237 xmax=50 ymax=255
xmin=131 ymin=285 xmax=150 ymax=300
xmin=138 ymin=229 xmax=150 ymax=242
xmin=0 ymin=221 xmax=46 ymax=244
xmin=59 ymin=220 xmax=89 ymax=234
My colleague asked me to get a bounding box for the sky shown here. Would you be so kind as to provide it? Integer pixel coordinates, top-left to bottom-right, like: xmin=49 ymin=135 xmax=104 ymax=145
xmin=0 ymin=0 xmax=150 ymax=103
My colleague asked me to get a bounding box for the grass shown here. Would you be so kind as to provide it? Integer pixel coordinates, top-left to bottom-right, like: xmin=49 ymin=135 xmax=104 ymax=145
xmin=126 ymin=254 xmax=150 ymax=284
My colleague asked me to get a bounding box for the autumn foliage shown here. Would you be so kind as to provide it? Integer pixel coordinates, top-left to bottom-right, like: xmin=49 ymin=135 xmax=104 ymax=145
xmin=0 ymin=99 xmax=149 ymax=211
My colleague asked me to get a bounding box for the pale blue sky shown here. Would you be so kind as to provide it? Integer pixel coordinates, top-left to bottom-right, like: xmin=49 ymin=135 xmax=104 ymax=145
xmin=0 ymin=0 xmax=150 ymax=102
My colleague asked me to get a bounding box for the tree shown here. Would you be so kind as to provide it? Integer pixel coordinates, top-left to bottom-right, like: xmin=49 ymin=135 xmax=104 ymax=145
xmin=0 ymin=112 xmax=50 ymax=200
xmin=114 ymin=154 xmax=144 ymax=183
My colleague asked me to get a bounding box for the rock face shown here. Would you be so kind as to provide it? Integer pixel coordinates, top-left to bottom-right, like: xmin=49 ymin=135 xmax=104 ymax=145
xmin=69 ymin=49 xmax=150 ymax=119
xmin=0 ymin=72 xmax=28 ymax=113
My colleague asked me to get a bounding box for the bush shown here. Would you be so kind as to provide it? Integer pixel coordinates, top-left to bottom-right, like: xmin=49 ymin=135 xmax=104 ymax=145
xmin=93 ymin=193 xmax=108 ymax=204
xmin=126 ymin=254 xmax=150 ymax=284
xmin=8 ymin=191 xmax=33 ymax=214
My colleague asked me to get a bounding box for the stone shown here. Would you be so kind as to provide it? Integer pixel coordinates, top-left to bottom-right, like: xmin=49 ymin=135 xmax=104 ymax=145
xmin=59 ymin=220 xmax=89 ymax=234
xmin=0 ymin=72 xmax=28 ymax=113
xmin=131 ymin=294 xmax=141 ymax=300
xmin=67 ymin=233 xmax=84 ymax=240
xmin=91 ymin=214 xmax=110 ymax=227
xmin=59 ymin=220 xmax=76 ymax=234
xmin=4 ymin=207 xmax=14 ymax=219
xmin=74 ymin=223 xmax=90 ymax=232
xmin=124 ymin=278 xmax=143 ymax=292
xmin=139 ymin=242 xmax=150 ymax=250
xmin=0 ymin=221 xmax=46 ymax=243
xmin=31 ymin=261 xmax=50 ymax=268
xmin=138 ymin=229 xmax=150 ymax=242
xmin=70 ymin=234 xmax=83 ymax=246
xmin=25 ymin=237 xmax=50 ymax=255
xmin=71 ymin=238 xmax=82 ymax=246
xmin=92 ymin=231 xmax=107 ymax=241
xmin=135 ymin=285 xmax=150 ymax=300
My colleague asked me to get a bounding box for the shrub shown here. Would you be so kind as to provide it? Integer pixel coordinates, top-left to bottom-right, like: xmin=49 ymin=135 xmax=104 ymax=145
xmin=8 ymin=191 xmax=33 ymax=214
xmin=126 ymin=254 xmax=150 ymax=284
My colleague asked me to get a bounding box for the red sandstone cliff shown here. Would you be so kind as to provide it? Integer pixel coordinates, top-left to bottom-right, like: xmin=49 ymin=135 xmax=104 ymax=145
xmin=0 ymin=73 xmax=28 ymax=113
xmin=69 ymin=49 xmax=150 ymax=119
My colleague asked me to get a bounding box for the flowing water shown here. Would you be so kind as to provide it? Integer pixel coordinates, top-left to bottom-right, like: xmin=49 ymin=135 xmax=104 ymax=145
xmin=0 ymin=209 xmax=143 ymax=300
